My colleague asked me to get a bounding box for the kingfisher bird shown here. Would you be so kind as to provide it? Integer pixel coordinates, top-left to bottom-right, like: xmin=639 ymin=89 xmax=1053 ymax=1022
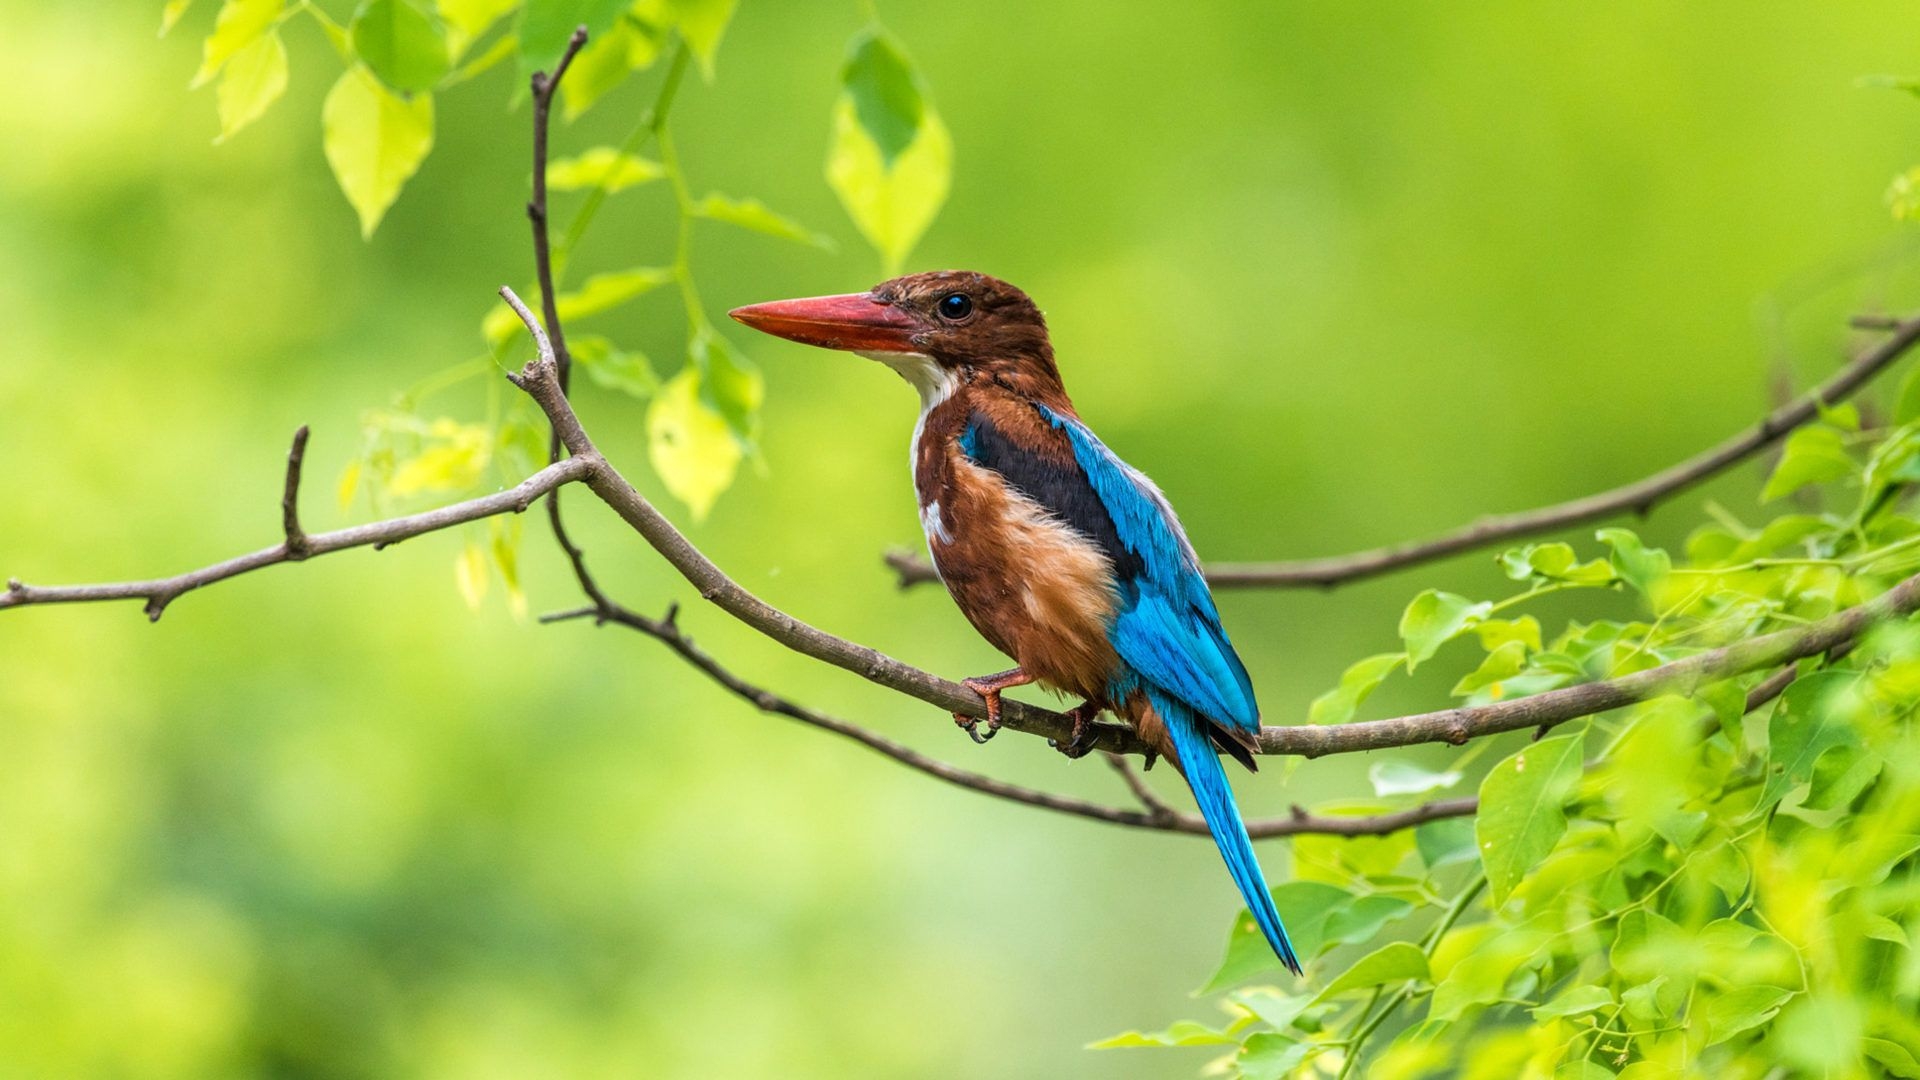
xmin=729 ymin=271 xmax=1300 ymax=974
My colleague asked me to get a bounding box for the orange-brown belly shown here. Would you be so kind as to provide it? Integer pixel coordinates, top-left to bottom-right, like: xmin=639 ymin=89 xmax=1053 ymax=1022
xmin=928 ymin=460 xmax=1122 ymax=702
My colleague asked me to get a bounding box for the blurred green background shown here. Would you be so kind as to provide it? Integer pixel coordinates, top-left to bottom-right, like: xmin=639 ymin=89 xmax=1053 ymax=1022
xmin=6 ymin=2 xmax=1920 ymax=1076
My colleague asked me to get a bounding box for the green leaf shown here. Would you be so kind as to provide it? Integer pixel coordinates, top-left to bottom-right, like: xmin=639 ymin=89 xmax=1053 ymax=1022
xmin=548 ymin=147 xmax=664 ymax=192
xmin=1451 ymin=639 xmax=1527 ymax=698
xmin=1320 ymin=894 xmax=1415 ymax=949
xmin=1497 ymin=541 xmax=1613 ymax=585
xmin=213 ymin=29 xmax=287 ymax=141
xmin=161 ymin=0 xmax=197 ymax=36
xmin=1307 ymin=652 xmax=1402 ymax=725
xmin=1311 ymin=942 xmax=1428 ymax=1003
xmin=843 ymin=24 xmax=922 ymax=163
xmin=1763 ymin=425 xmax=1856 ymax=501
xmin=1475 ymin=616 xmax=1541 ymax=652
xmin=1475 ymin=734 xmax=1583 ymax=904
xmin=481 ymin=267 xmax=673 ymax=345
xmin=1369 ymin=761 xmax=1462 ymax=798
xmin=190 ymin=0 xmax=282 ymax=87
xmin=1758 ymin=671 xmax=1863 ymax=811
xmin=1531 ymin=984 xmax=1613 ymax=1020
xmin=518 ymin=0 xmax=628 ymax=74
xmin=827 ymin=28 xmax=950 ymax=273
xmin=321 ymin=67 xmax=435 ymax=238
xmin=1087 ymin=1020 xmax=1238 ymax=1049
xmin=1199 ymin=881 xmax=1350 ymax=993
xmin=572 ymin=335 xmax=658 ymax=399
xmin=436 ymin=0 xmax=515 ymax=57
xmin=667 ymin=0 xmax=736 ymax=78
xmin=350 ymin=0 xmax=451 ymax=93
xmin=1415 ymin=817 xmax=1478 ymax=872
xmin=1398 ymin=590 xmax=1492 ymax=672
xmin=648 ymin=367 xmax=743 ymax=520
xmin=692 ymin=193 xmax=832 ymax=249
xmin=1866 ymin=1038 xmax=1920 ymax=1078
xmin=1896 ymin=366 xmax=1920 ymax=425
xmin=1597 ymin=527 xmax=1672 ymax=597
xmin=1234 ymin=1033 xmax=1313 ymax=1080
xmin=689 ymin=326 xmax=763 ymax=444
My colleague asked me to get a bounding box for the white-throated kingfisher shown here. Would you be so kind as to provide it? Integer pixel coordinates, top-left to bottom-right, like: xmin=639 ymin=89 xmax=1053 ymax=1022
xmin=730 ymin=271 xmax=1300 ymax=974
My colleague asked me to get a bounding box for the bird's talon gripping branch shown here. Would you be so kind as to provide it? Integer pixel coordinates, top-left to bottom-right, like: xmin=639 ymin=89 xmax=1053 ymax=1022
xmin=954 ymin=667 xmax=1033 ymax=745
xmin=1050 ymin=699 xmax=1105 ymax=759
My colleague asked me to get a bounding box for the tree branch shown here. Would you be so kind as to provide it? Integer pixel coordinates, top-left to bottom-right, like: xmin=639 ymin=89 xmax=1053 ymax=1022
xmin=494 ymin=288 xmax=1920 ymax=759
xmin=536 ymin=602 xmax=1476 ymax=839
xmin=14 ymin=293 xmax=1914 ymax=764
xmin=884 ymin=313 xmax=1920 ymax=590
xmin=0 ymin=450 xmax=594 ymax=621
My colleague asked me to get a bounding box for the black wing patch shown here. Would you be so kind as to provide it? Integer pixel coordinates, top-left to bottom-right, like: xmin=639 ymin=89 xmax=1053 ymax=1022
xmin=959 ymin=410 xmax=1146 ymax=583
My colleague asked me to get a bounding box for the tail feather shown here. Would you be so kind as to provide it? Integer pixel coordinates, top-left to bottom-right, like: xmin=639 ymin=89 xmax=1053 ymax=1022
xmin=1152 ymin=688 xmax=1302 ymax=976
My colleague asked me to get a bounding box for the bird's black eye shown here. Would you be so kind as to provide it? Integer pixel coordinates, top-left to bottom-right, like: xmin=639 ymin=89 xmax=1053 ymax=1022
xmin=937 ymin=293 xmax=972 ymax=321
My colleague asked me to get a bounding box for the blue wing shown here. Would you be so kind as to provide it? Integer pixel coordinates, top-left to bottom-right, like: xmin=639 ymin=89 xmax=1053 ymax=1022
xmin=1034 ymin=405 xmax=1259 ymax=732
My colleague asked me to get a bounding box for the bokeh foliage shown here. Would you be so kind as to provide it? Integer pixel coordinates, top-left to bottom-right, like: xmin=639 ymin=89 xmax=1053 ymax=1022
xmin=12 ymin=3 xmax=1920 ymax=1078
xmin=1107 ymin=414 xmax=1920 ymax=1075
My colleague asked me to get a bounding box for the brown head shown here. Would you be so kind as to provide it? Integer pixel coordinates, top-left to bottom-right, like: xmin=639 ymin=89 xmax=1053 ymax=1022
xmin=728 ymin=271 xmax=1064 ymax=405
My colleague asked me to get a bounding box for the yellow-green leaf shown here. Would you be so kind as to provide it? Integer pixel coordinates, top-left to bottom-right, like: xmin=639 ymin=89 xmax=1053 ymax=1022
xmin=161 ymin=0 xmax=196 ymax=37
xmin=442 ymin=31 xmax=518 ymax=88
xmin=321 ymin=67 xmax=435 ymax=238
xmin=667 ymin=0 xmax=735 ymax=79
xmin=826 ymin=29 xmax=950 ymax=274
xmin=214 ymin=29 xmax=288 ymax=142
xmin=548 ymin=147 xmax=664 ymax=192
xmin=693 ymin=193 xmax=832 ymax=249
xmin=386 ymin=419 xmax=491 ymax=496
xmin=191 ymin=0 xmax=283 ymax=87
xmin=1307 ymin=652 xmax=1403 ymax=725
xmin=336 ymin=459 xmax=363 ymax=512
xmin=1311 ymin=941 xmax=1429 ymax=1003
xmin=482 ymin=266 xmax=674 ymax=345
xmin=648 ymin=368 xmax=742 ymax=521
xmin=436 ymin=0 xmax=515 ymax=57
xmin=559 ymin=16 xmax=658 ymax=120
xmin=1763 ymin=425 xmax=1856 ymax=501
xmin=489 ymin=516 xmax=527 ymax=620
xmin=455 ymin=541 xmax=489 ymax=611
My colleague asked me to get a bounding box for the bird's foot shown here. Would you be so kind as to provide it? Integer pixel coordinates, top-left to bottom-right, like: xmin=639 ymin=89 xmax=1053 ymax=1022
xmin=1048 ymin=699 xmax=1106 ymax=759
xmin=953 ymin=668 xmax=1033 ymax=745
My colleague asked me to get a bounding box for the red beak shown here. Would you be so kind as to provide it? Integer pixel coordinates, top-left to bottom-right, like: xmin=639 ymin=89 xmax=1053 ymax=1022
xmin=728 ymin=293 xmax=920 ymax=353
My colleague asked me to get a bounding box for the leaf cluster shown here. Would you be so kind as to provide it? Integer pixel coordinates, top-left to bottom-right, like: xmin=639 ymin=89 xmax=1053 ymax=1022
xmin=1112 ymin=390 xmax=1920 ymax=1077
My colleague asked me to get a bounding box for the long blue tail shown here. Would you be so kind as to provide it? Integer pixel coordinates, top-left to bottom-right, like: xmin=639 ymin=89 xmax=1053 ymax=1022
xmin=1153 ymin=688 xmax=1302 ymax=975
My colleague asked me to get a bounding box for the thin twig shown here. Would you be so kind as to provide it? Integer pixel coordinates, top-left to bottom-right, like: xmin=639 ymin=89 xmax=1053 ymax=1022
xmin=527 ymin=24 xmax=589 ymax=393
xmin=884 ymin=312 xmax=1920 ymax=590
xmin=0 ymin=456 xmax=593 ymax=621
xmin=1104 ymin=753 xmax=1178 ymax=823
xmin=281 ymin=425 xmax=312 ymax=559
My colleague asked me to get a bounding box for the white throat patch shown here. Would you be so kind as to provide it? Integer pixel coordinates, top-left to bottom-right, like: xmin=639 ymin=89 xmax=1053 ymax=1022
xmin=861 ymin=350 xmax=960 ymax=550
